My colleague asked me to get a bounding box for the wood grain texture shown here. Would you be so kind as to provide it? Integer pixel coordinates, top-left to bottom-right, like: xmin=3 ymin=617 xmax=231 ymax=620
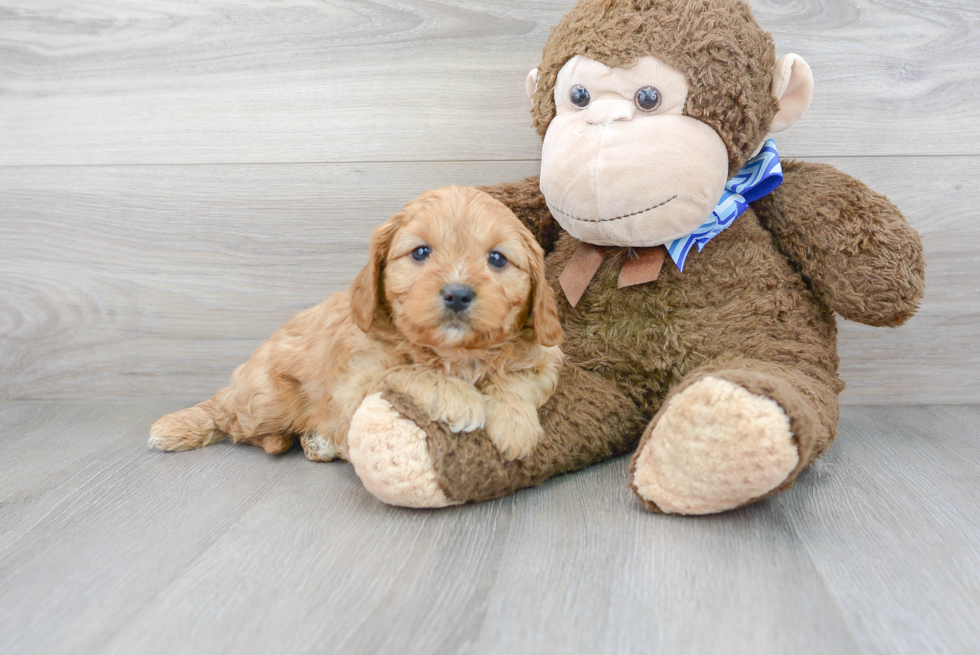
xmin=0 ymin=401 xmax=166 ymax=553
xmin=1 ymin=157 xmax=974 ymax=403
xmin=776 ymin=405 xmax=980 ymax=654
xmin=0 ymin=402 xmax=977 ymax=653
xmin=0 ymin=401 xmax=293 ymax=654
xmin=0 ymin=0 xmax=978 ymax=165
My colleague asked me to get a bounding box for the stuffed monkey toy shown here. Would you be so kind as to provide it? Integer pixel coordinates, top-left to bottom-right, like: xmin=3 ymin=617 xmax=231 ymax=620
xmin=342 ymin=0 xmax=926 ymax=514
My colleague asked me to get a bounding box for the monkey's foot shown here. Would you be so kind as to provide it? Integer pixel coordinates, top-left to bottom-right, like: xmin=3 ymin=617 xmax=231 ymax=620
xmin=630 ymin=376 xmax=799 ymax=515
xmin=347 ymin=393 xmax=460 ymax=508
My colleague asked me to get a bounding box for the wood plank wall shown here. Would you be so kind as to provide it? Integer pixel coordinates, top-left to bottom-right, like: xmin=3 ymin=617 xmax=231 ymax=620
xmin=1 ymin=0 xmax=977 ymax=403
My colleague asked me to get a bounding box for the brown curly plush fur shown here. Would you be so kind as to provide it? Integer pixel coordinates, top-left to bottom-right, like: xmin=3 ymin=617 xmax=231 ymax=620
xmin=753 ymin=160 xmax=927 ymax=327
xmin=378 ymin=0 xmax=925 ymax=512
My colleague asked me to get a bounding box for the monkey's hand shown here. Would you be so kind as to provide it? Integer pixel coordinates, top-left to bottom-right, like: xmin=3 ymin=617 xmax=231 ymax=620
xmin=753 ymin=160 xmax=925 ymax=327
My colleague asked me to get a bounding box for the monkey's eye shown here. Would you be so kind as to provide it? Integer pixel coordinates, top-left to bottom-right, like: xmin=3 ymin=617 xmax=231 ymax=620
xmin=411 ymin=245 xmax=431 ymax=262
xmin=569 ymin=85 xmax=591 ymax=109
xmin=488 ymin=251 xmax=507 ymax=269
xmin=634 ymin=86 xmax=662 ymax=112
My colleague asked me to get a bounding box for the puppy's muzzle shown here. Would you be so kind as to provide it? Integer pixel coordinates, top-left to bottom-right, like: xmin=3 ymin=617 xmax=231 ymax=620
xmin=441 ymin=284 xmax=475 ymax=314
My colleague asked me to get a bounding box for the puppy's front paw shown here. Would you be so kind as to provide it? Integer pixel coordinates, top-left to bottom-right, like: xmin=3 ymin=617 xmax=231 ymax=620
xmin=383 ymin=371 xmax=485 ymax=433
xmin=433 ymin=391 xmax=486 ymax=434
xmin=484 ymin=401 xmax=543 ymax=460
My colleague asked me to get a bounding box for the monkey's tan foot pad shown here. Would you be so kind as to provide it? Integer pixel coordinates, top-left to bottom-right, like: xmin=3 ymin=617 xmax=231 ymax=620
xmin=348 ymin=393 xmax=461 ymax=508
xmin=630 ymin=376 xmax=798 ymax=515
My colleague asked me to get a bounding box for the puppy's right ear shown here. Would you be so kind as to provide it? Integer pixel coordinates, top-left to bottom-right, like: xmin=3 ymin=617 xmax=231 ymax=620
xmin=350 ymin=213 xmax=402 ymax=333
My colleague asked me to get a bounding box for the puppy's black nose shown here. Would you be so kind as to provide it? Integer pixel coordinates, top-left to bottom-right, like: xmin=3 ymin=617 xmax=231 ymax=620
xmin=442 ymin=284 xmax=475 ymax=313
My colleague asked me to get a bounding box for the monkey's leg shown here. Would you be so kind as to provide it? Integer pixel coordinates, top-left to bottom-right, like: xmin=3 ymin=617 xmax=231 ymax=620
xmin=629 ymin=360 xmax=840 ymax=515
xmin=346 ymin=363 xmax=645 ymax=508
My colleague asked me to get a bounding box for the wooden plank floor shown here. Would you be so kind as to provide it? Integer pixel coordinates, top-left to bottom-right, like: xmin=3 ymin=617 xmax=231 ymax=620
xmin=0 ymin=402 xmax=977 ymax=654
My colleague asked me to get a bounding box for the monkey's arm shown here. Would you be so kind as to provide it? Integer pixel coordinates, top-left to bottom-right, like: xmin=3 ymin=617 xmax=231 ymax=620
xmin=752 ymin=160 xmax=925 ymax=327
xmin=478 ymin=177 xmax=563 ymax=252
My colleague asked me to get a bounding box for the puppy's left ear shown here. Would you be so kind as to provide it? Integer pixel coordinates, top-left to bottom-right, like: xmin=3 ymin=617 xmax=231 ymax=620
xmin=523 ymin=233 xmax=562 ymax=347
xmin=350 ymin=213 xmax=402 ymax=333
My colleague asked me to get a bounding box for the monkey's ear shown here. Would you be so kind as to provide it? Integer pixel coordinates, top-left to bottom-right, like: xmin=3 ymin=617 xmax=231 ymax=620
xmin=525 ymin=68 xmax=540 ymax=103
xmin=770 ymin=54 xmax=814 ymax=133
xmin=350 ymin=214 xmax=401 ymax=333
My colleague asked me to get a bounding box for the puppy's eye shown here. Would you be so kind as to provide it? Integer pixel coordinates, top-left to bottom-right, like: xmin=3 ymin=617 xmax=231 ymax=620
xmin=570 ymin=85 xmax=591 ymax=109
xmin=634 ymin=86 xmax=661 ymax=112
xmin=488 ymin=251 xmax=507 ymax=269
xmin=411 ymin=245 xmax=431 ymax=262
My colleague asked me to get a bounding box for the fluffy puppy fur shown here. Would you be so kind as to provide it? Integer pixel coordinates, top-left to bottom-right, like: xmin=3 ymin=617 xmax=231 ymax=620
xmin=149 ymin=186 xmax=564 ymax=461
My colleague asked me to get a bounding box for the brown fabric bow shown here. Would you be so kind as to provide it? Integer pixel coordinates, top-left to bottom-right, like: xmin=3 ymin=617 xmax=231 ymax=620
xmin=558 ymin=242 xmax=667 ymax=308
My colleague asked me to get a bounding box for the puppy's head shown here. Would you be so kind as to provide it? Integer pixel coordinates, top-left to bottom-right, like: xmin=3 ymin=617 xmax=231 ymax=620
xmin=350 ymin=186 xmax=561 ymax=350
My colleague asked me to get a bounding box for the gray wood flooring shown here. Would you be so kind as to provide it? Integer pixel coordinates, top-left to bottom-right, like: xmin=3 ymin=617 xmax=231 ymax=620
xmin=0 ymin=402 xmax=978 ymax=654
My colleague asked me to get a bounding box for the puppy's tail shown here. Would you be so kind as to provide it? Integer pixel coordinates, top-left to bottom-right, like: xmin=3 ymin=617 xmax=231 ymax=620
xmin=149 ymin=401 xmax=226 ymax=452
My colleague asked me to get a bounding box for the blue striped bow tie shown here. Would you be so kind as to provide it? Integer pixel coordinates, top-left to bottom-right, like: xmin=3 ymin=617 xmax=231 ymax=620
xmin=666 ymin=139 xmax=784 ymax=271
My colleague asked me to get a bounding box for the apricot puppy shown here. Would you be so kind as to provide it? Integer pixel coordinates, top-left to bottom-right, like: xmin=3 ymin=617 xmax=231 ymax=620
xmin=149 ymin=186 xmax=563 ymax=461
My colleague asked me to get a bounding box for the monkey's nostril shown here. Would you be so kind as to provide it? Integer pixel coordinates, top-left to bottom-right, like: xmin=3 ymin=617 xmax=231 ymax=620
xmin=441 ymin=284 xmax=475 ymax=313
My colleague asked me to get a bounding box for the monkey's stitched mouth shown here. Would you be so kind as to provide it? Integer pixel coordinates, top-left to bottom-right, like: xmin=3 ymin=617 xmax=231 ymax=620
xmin=550 ymin=195 xmax=678 ymax=223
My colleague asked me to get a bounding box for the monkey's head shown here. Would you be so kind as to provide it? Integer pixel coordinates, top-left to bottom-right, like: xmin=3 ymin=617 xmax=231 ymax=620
xmin=527 ymin=0 xmax=814 ymax=247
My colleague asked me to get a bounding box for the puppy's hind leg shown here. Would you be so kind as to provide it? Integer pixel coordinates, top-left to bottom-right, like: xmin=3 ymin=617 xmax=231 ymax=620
xmin=149 ymin=399 xmax=226 ymax=452
xmin=150 ymin=355 xmax=298 ymax=455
